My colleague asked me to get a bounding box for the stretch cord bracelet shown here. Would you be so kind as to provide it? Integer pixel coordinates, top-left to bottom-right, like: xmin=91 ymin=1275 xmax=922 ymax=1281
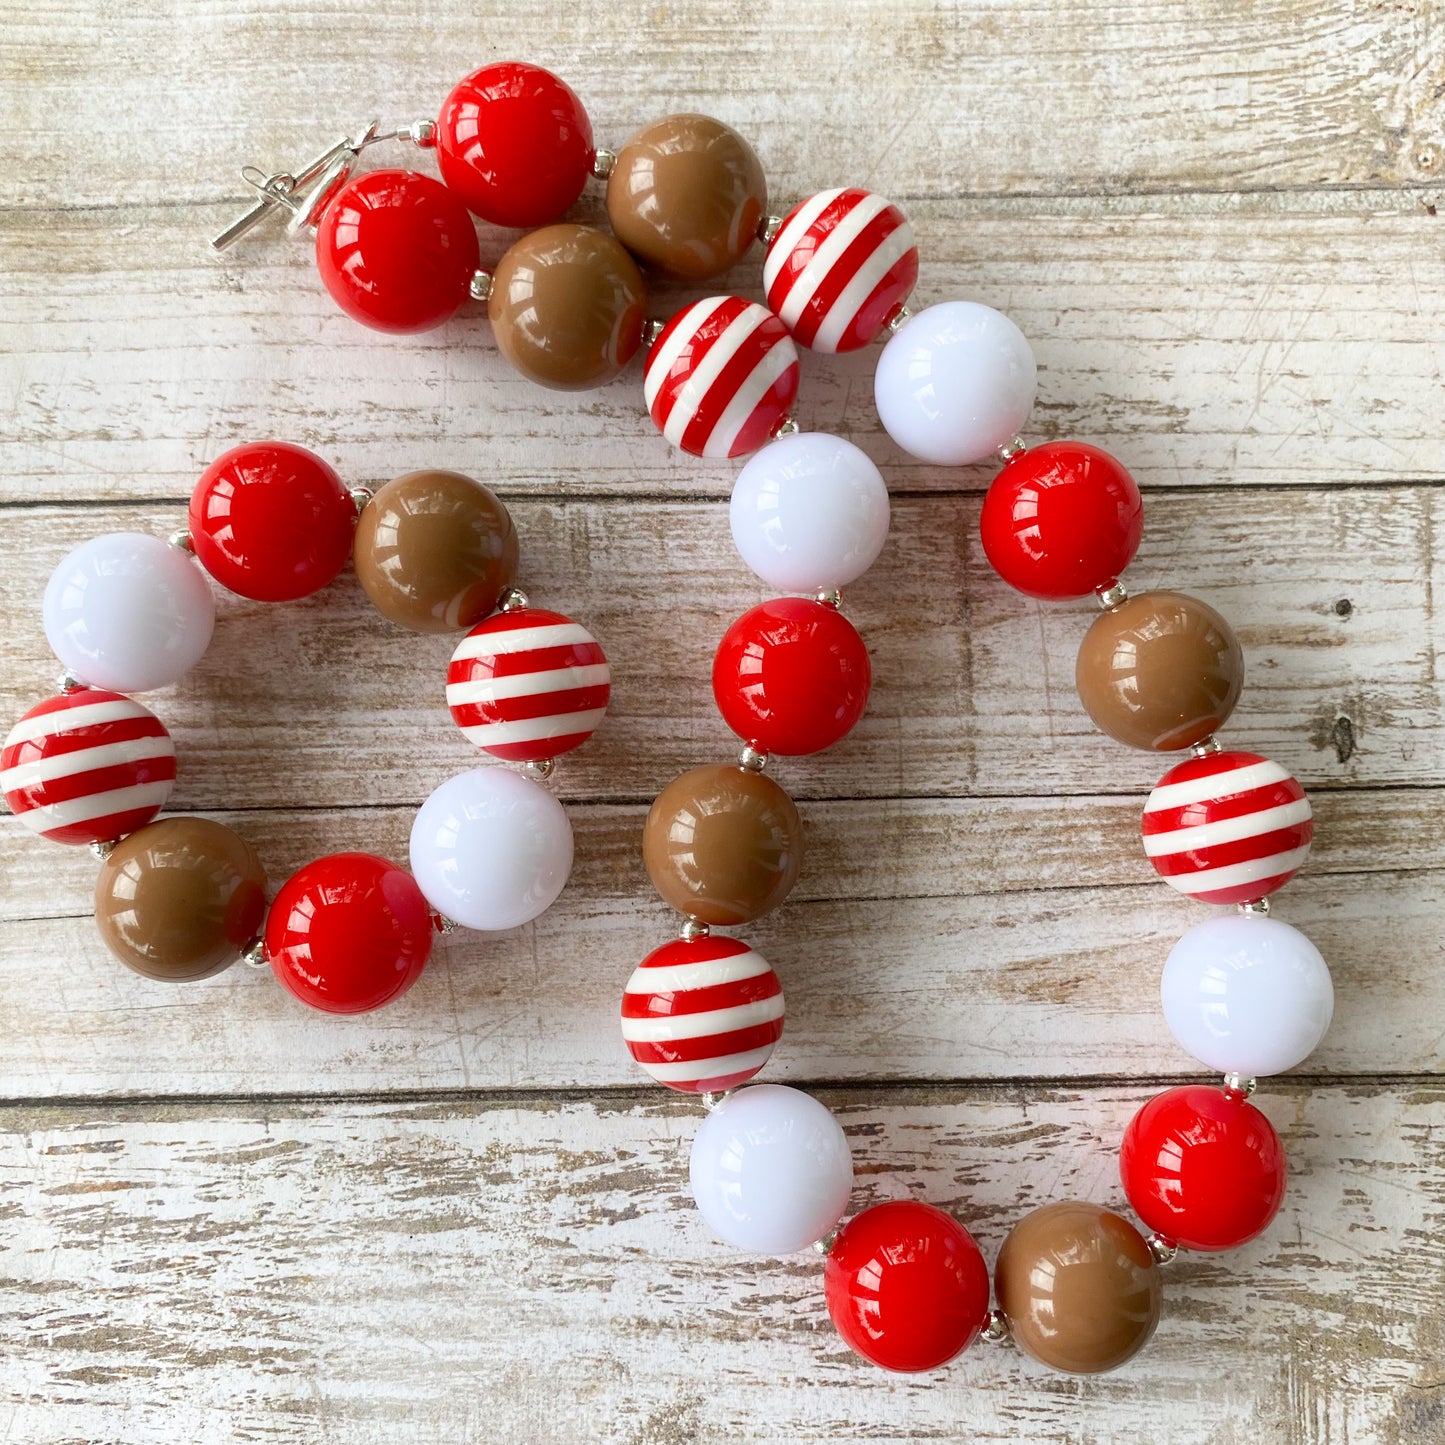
xmin=3 ymin=450 xmax=613 ymax=1009
xmin=7 ymin=59 xmax=1336 ymax=1376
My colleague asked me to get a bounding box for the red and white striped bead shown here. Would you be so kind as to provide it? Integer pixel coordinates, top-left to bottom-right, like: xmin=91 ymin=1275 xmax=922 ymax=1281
xmin=763 ymin=188 xmax=918 ymax=353
xmin=1142 ymin=751 xmax=1314 ymax=905
xmin=621 ymin=935 xmax=785 ymax=1093
xmin=643 ymin=296 xmax=800 ymax=458
xmin=447 ymin=606 xmax=611 ymax=763
xmin=2 ymin=689 xmax=176 ymax=845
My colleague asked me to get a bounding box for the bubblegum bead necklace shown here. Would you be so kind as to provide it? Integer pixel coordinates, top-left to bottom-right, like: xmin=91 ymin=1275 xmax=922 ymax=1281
xmin=6 ymin=60 xmax=1337 ymax=1377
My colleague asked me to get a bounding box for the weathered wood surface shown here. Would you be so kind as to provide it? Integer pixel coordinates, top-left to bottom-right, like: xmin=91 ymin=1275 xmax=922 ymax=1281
xmin=1 ymin=1087 xmax=1441 ymax=1444
xmin=3 ymin=0 xmax=1444 ymax=1439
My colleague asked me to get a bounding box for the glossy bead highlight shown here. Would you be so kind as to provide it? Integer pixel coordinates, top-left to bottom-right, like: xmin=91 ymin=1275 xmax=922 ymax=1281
xmin=994 ymin=1201 xmax=1163 ymax=1374
xmin=1161 ymin=912 xmax=1333 ymax=1076
xmin=1120 ymin=1085 xmax=1287 ymax=1251
xmin=409 ymin=768 xmax=573 ymax=932
xmin=874 ymin=301 xmax=1037 ymax=465
xmin=43 ymin=533 xmax=215 ymax=693
xmin=266 ymin=852 xmax=433 ymax=1013
xmin=315 ymin=170 xmax=480 ymax=333
xmin=712 ymin=598 xmax=871 ymax=756
xmin=825 ymin=1201 xmax=991 ymax=1372
xmin=436 ymin=61 xmax=593 ymax=228
xmin=189 ymin=442 xmax=355 ymax=601
xmin=688 ymin=1085 xmax=853 ymax=1254
xmin=981 ymin=442 xmax=1144 ymax=599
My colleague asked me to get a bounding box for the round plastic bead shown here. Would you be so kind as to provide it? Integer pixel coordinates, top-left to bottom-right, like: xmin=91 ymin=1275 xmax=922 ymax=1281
xmin=94 ymin=818 xmax=267 ymax=982
xmin=43 ymin=533 xmax=215 ymax=693
xmin=824 ymin=1201 xmax=991 ymax=1372
xmin=266 ymin=852 xmax=434 ymax=1014
xmin=1161 ymin=913 xmax=1333 ymax=1076
xmin=188 ymin=441 xmax=355 ymax=602
xmin=1143 ymin=750 xmax=1313 ymax=905
xmin=315 ymin=169 xmax=480 ymax=333
xmin=606 ymin=114 xmax=766 ymax=281
xmin=729 ymin=431 xmax=890 ymax=591
xmin=621 ymin=935 xmax=784 ymax=1093
xmin=643 ymin=297 xmax=799 ymax=458
xmin=488 ymin=224 xmax=647 ymax=391
xmin=642 ymin=764 xmax=804 ymax=925
xmin=874 ymin=301 xmax=1037 ymax=465
xmin=435 ymin=61 xmax=593 ymax=228
xmin=408 ymin=768 xmax=573 ymax=932
xmin=688 ymin=1084 xmax=853 ymax=1254
xmin=981 ymin=442 xmax=1144 ymax=599
xmin=2 ymin=689 xmax=175 ymax=845
xmin=1120 ymin=1085 xmax=1287 ymax=1251
xmin=447 ymin=607 xmax=610 ymax=762
xmin=1075 ymin=591 xmax=1244 ymax=751
xmin=712 ymin=598 xmax=871 ymax=756
xmin=764 ymin=188 xmax=918 ymax=352
xmin=994 ymin=1202 xmax=1163 ymax=1375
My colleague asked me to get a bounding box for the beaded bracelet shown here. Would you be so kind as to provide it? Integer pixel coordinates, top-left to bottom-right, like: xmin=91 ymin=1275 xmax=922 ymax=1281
xmin=6 ymin=59 xmax=1336 ymax=1377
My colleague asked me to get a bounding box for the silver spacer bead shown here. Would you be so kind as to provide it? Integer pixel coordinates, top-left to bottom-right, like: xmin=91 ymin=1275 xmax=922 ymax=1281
xmin=1190 ymin=735 xmax=1223 ymax=758
xmin=642 ymin=318 xmax=666 ymax=348
xmin=811 ymin=1229 xmax=838 ymax=1257
xmin=498 ymin=587 xmax=529 ymax=612
xmin=1238 ymin=898 xmax=1271 ymax=917
xmin=167 ymin=529 xmax=194 ymax=554
xmin=680 ymin=918 xmax=711 ymax=942
xmin=738 ymin=744 xmax=769 ymax=773
xmin=89 ymin=839 xmax=117 ymax=861
xmin=700 ymin=1089 xmax=732 ymax=1113
xmin=995 ymin=434 xmax=1027 ymax=462
xmin=758 ymin=214 xmax=782 ymax=245
xmin=523 ymin=758 xmax=556 ymax=781
xmin=590 ymin=147 xmax=616 ymax=179
xmin=1222 ymin=1071 xmax=1258 ymax=1098
xmin=886 ymin=304 xmax=912 ymax=334
xmin=469 ymin=269 xmax=493 ymax=302
xmin=1096 ymin=580 xmax=1129 ymax=609
xmin=815 ymin=588 xmax=842 ymax=609
xmin=406 ymin=118 xmax=437 ymax=148
xmin=770 ymin=416 xmax=799 ymax=440
xmin=56 ymin=670 xmax=85 ymax=694
xmin=241 ymin=937 xmax=268 ymax=969
xmin=1146 ymin=1233 xmax=1178 ymax=1265
xmin=980 ymin=1309 xmax=1011 ymax=1344
xmin=348 ymin=485 xmax=374 ymax=515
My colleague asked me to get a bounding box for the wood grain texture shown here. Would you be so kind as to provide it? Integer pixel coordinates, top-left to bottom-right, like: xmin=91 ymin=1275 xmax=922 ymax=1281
xmin=1 ymin=1086 xmax=1441 ymax=1444
xmin=2 ymin=0 xmax=1442 ymax=1438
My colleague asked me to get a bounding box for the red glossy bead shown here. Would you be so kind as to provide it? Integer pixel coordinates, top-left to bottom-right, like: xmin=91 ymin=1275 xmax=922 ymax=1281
xmin=436 ymin=61 xmax=593 ymax=228
xmin=189 ymin=442 xmax=355 ymax=601
xmin=980 ymin=441 xmax=1144 ymax=599
xmin=712 ymin=598 xmax=870 ymax=757
xmin=266 ymin=852 xmax=434 ymax=1014
xmin=1120 ymin=1085 xmax=1287 ymax=1251
xmin=315 ymin=170 xmax=480 ymax=333
xmin=825 ymin=1200 xmax=991 ymax=1372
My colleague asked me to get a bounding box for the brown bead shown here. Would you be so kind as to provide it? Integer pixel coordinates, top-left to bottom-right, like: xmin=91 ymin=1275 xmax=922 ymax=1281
xmin=354 ymin=469 xmax=518 ymax=633
xmin=605 ymin=114 xmax=767 ymax=282
xmin=1074 ymin=590 xmax=1243 ymax=751
xmin=487 ymin=224 xmax=647 ymax=390
xmin=94 ymin=818 xmax=267 ymax=983
xmin=994 ymin=1201 xmax=1163 ymax=1375
xmin=642 ymin=764 xmax=803 ymax=926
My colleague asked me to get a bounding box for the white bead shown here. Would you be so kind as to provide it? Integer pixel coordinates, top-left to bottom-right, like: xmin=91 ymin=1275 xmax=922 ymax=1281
xmin=43 ymin=533 xmax=215 ymax=693
xmin=873 ymin=301 xmax=1037 ymax=465
xmin=1161 ymin=914 xmax=1334 ymax=1077
xmin=408 ymin=768 xmax=573 ymax=931
xmin=729 ymin=431 xmax=891 ymax=591
xmin=688 ymin=1084 xmax=853 ymax=1254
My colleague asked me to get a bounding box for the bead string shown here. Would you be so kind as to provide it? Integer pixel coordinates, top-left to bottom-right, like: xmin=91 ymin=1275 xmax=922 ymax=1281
xmin=4 ymin=59 xmax=1334 ymax=1376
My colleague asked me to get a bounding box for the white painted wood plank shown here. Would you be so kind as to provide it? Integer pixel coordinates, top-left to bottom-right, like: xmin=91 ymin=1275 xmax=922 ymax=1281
xmin=1 ymin=1085 xmax=1439 ymax=1443
xmin=3 ymin=194 xmax=1441 ymax=502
